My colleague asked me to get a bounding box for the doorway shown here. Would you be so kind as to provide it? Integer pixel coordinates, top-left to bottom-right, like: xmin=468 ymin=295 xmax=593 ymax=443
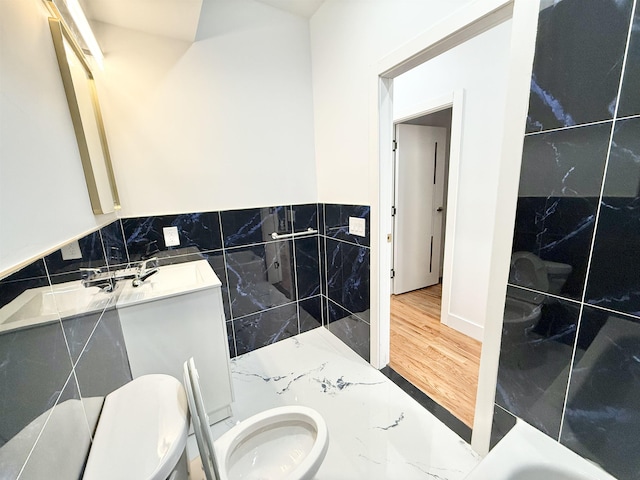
xmin=389 ymin=108 xmax=481 ymax=428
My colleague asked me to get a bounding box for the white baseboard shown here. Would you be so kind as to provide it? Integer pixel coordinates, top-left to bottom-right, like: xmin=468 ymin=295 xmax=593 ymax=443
xmin=442 ymin=313 xmax=484 ymax=342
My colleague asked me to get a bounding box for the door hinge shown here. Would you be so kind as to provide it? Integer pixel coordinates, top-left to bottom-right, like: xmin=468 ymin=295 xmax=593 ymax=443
xmin=391 ymin=206 xmax=396 ymax=217
xmin=390 ymin=269 xmax=395 ymax=279
xmin=392 ymin=140 xmax=397 ymax=152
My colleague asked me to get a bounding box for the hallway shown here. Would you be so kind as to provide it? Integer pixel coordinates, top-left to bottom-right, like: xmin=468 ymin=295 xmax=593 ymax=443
xmin=390 ymin=285 xmax=481 ymax=428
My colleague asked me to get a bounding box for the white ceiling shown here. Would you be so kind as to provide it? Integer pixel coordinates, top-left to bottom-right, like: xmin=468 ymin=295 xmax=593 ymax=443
xmin=79 ymin=0 xmax=324 ymax=43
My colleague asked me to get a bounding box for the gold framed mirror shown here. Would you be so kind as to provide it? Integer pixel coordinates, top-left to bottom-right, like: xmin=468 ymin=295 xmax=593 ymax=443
xmin=48 ymin=16 xmax=120 ymax=214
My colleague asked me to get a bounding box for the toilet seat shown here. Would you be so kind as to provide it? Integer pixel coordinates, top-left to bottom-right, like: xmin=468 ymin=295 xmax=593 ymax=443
xmin=183 ymin=358 xmax=329 ymax=480
xmin=83 ymin=375 xmax=189 ymax=480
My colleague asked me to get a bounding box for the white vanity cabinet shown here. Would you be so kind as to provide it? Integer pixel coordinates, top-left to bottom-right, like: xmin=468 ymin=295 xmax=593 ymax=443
xmin=116 ymin=259 xmax=233 ymax=424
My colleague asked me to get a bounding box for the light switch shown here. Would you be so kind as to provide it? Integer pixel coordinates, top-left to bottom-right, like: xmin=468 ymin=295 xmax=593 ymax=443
xmin=163 ymin=226 xmax=180 ymax=247
xmin=349 ymin=217 xmax=366 ymax=237
xmin=61 ymin=240 xmax=82 ymax=260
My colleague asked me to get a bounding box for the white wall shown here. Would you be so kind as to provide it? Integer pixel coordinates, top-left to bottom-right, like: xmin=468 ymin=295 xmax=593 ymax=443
xmin=94 ymin=0 xmax=317 ymax=217
xmin=393 ymin=20 xmax=513 ymax=336
xmin=310 ymin=0 xmax=476 ymax=204
xmin=0 ymin=0 xmax=116 ymax=275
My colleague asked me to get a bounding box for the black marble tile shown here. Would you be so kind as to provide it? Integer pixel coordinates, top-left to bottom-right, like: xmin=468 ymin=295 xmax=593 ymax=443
xmin=586 ymin=117 xmax=640 ymax=315
xmin=18 ymin=374 xmax=91 ymax=480
xmin=299 ymin=296 xmax=322 ymax=333
xmin=44 ymin=231 xmax=107 ymax=284
xmin=225 ymin=241 xmax=296 ymax=318
xmin=204 ymin=251 xmax=231 ymax=321
xmin=381 ymin=366 xmax=472 ymax=443
xmin=512 ymin=123 xmax=611 ymax=299
xmin=295 ymin=236 xmax=321 ymax=299
xmin=324 ymin=204 xmax=370 ymax=246
xmin=292 ymin=203 xmax=319 ymax=233
xmin=61 ymin=310 xmax=104 ymax=363
xmin=526 ymin=0 xmax=633 ymax=132
xmin=490 ymin=404 xmax=517 ymax=450
xmin=618 ymin=6 xmax=640 ymax=118
xmin=226 ymin=321 xmax=237 ymax=359
xmin=0 ymin=259 xmax=48 ymax=308
xmin=496 ymin=289 xmax=580 ymax=439
xmin=0 ymin=321 xmax=72 ymax=449
xmin=122 ymin=212 xmax=221 ymax=261
xmin=326 ymin=239 xmax=370 ymax=321
xmin=234 ymin=303 xmax=298 ymax=356
xmin=100 ymin=220 xmax=127 ymax=266
xmin=319 ymin=235 xmax=327 ymax=297
xmin=221 ymin=206 xmax=292 ymax=248
xmin=560 ymin=307 xmax=640 ymax=479
xmin=326 ymin=300 xmax=370 ymax=362
xmin=319 ymin=203 xmax=326 ymax=235
xmin=74 ymin=310 xmax=131 ymax=398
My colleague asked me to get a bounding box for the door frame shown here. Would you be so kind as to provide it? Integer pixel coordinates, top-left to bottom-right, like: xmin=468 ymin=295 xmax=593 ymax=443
xmin=392 ymin=93 xmax=463 ymax=330
xmin=368 ymin=0 xmax=540 ymax=454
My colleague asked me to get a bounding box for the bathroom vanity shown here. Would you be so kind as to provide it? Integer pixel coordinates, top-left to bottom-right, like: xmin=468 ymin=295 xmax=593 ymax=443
xmin=116 ymin=259 xmax=233 ymax=423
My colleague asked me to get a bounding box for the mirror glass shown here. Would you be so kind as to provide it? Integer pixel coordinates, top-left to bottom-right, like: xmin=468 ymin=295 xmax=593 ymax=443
xmin=49 ymin=17 xmax=119 ymax=215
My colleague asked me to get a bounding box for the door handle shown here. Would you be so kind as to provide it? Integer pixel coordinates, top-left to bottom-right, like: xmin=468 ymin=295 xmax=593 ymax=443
xmin=436 ymin=207 xmax=443 ymax=212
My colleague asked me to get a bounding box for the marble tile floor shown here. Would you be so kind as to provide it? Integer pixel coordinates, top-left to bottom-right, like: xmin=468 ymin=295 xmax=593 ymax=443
xmin=187 ymin=327 xmax=480 ymax=479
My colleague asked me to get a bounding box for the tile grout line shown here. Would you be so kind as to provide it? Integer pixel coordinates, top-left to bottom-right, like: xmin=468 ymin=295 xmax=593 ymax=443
xmin=506 ymin=282 xmax=583 ymax=305
xmin=290 ymin=206 xmax=302 ymax=335
xmin=557 ymin=0 xmax=638 ymax=441
xmin=218 ymin=212 xmax=237 ymax=358
xmin=524 ymin=117 xmax=614 ymax=137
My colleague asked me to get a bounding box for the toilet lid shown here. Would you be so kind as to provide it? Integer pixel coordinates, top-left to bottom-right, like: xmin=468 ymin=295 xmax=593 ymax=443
xmin=83 ymin=375 xmax=189 ymax=480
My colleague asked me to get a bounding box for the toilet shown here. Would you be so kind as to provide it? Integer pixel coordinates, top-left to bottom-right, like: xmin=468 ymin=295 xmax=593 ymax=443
xmin=503 ymin=252 xmax=572 ymax=343
xmin=183 ymin=358 xmax=329 ymax=480
xmin=83 ymin=374 xmax=190 ymax=480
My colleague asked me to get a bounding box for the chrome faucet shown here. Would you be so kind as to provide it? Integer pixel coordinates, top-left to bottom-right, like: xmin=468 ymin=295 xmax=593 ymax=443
xmin=132 ymin=257 xmax=159 ymax=287
xmin=80 ymin=267 xmax=115 ymax=291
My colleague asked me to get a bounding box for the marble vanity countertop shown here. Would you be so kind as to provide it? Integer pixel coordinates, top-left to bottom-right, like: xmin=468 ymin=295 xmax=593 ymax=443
xmin=189 ymin=327 xmax=480 ymax=479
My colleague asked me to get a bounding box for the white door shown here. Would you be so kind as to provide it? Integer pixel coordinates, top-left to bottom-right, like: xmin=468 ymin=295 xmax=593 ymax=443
xmin=392 ymin=124 xmax=447 ymax=294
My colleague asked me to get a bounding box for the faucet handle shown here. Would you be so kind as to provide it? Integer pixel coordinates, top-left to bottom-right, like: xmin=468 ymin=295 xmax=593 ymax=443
xmin=80 ymin=267 xmax=102 ymax=280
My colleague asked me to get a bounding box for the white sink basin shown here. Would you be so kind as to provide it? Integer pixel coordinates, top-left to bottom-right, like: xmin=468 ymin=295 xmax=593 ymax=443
xmin=116 ymin=259 xmax=220 ymax=308
xmin=0 ymin=281 xmax=117 ymax=333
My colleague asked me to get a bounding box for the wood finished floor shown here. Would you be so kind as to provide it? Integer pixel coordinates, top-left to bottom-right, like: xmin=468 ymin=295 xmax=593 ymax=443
xmin=390 ymin=284 xmax=481 ymax=428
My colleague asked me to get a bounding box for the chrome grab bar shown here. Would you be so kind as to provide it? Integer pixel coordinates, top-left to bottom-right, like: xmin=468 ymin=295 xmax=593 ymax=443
xmin=270 ymin=228 xmax=318 ymax=240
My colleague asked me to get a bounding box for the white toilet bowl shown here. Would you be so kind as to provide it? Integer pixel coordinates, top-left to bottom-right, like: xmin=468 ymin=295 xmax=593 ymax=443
xmin=183 ymin=358 xmax=329 ymax=480
xmin=215 ymin=406 xmax=329 ymax=480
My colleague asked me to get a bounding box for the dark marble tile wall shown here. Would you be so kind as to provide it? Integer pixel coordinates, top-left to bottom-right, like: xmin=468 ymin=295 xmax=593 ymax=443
xmin=496 ymin=1 xmax=640 ymax=477
xmin=0 ymin=239 xmax=132 ymax=478
xmin=319 ymin=204 xmax=371 ymax=362
xmin=0 ymin=202 xmax=372 ymax=476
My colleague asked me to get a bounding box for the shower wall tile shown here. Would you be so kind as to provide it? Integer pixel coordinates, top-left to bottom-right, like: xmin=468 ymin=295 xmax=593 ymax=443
xmin=18 ymin=374 xmax=91 ymax=480
xmin=324 ymin=204 xmax=370 ymax=246
xmin=295 ymin=236 xmax=321 ymax=299
xmin=326 ymin=238 xmax=370 ymax=321
xmin=100 ymin=220 xmax=128 ymax=266
xmin=326 ymin=300 xmax=370 ymax=362
xmin=496 ymin=288 xmax=579 ymax=438
xmin=225 ymin=241 xmax=296 ymax=318
xmin=526 ymin=0 xmax=633 ymax=132
xmin=0 ymin=321 xmax=72 ymax=449
xmin=618 ymin=7 xmax=640 ymax=118
xmin=45 ymin=232 xmax=107 ymax=284
xmin=512 ymin=123 xmax=611 ymax=299
xmin=560 ymin=307 xmax=640 ymax=479
xmin=233 ymin=303 xmax=299 ymax=356
xmin=226 ymin=321 xmax=237 ymax=359
xmin=586 ymin=117 xmax=640 ymax=316
xmin=292 ymin=203 xmax=319 ymax=233
xmin=122 ymin=211 xmax=221 ymax=261
xmin=74 ymin=309 xmax=132 ymax=398
xmin=205 ymin=250 xmax=231 ymax=320
xmin=490 ymin=405 xmax=517 ymax=450
xmin=0 ymin=259 xmax=48 ymax=307
xmin=221 ymin=206 xmax=292 ymax=248
xmin=299 ymin=295 xmax=323 ymax=333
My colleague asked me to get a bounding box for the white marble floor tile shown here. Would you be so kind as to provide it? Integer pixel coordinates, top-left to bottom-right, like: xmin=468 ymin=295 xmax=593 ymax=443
xmin=189 ymin=327 xmax=480 ymax=479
